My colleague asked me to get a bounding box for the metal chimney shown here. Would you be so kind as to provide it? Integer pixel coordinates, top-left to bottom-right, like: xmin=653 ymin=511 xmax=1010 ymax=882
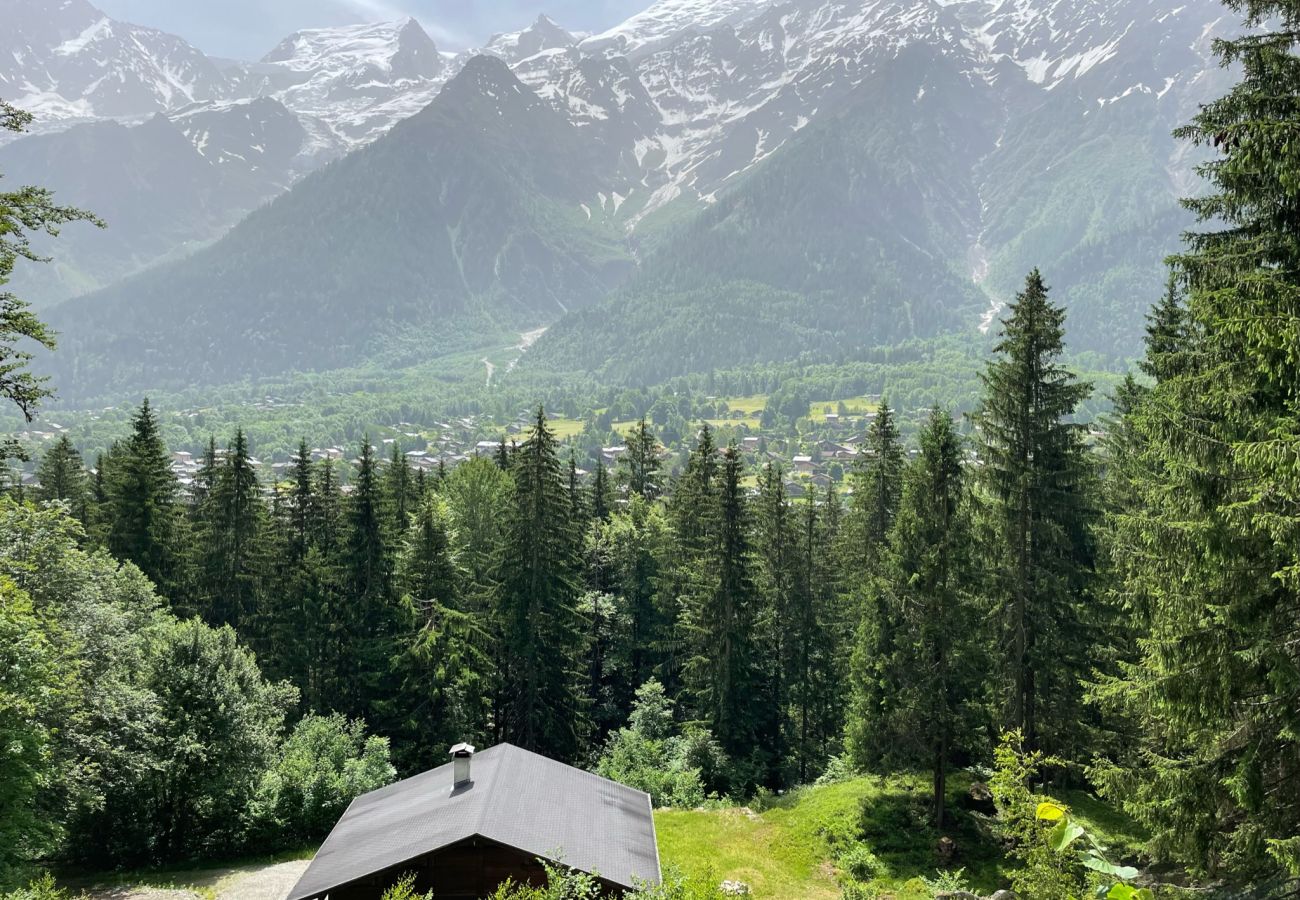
xmin=449 ymin=742 xmax=475 ymax=789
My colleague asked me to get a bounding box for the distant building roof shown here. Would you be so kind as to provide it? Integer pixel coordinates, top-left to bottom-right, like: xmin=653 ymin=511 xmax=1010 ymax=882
xmin=287 ymin=743 xmax=659 ymax=900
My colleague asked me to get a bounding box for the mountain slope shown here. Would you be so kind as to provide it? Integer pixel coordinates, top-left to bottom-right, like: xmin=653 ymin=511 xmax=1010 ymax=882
xmin=526 ymin=47 xmax=997 ymax=383
xmin=1 ymin=97 xmax=344 ymax=306
xmin=46 ymin=57 xmax=633 ymax=398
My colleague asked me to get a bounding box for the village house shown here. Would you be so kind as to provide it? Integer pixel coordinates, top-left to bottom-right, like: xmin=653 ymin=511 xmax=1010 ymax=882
xmin=288 ymin=744 xmax=659 ymax=900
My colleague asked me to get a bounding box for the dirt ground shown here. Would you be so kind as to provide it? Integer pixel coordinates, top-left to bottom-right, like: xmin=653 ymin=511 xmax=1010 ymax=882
xmin=82 ymin=859 xmax=311 ymax=900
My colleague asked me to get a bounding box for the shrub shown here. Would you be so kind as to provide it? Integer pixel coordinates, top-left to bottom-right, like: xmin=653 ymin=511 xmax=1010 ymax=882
xmin=249 ymin=713 xmax=396 ymax=848
xmin=838 ymin=843 xmax=885 ymax=882
xmin=380 ymin=873 xmax=431 ymax=900
xmin=596 ymin=679 xmax=716 ymax=807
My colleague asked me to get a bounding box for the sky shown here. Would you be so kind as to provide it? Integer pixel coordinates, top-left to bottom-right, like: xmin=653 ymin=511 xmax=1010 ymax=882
xmin=94 ymin=0 xmax=654 ymax=59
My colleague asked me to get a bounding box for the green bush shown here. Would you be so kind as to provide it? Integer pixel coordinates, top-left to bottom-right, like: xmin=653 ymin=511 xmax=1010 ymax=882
xmin=248 ymin=713 xmax=396 ymax=848
xmin=379 ymin=873 xmax=431 ymax=900
xmin=0 ymin=875 xmax=81 ymax=900
xmin=838 ymin=843 xmax=885 ymax=882
xmin=596 ymin=679 xmax=717 ymax=807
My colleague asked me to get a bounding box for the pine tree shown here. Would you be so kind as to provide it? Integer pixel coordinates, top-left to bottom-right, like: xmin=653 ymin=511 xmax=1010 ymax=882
xmin=684 ymin=445 xmax=762 ymax=786
xmin=107 ymin=399 xmax=179 ymax=593
xmin=590 ymin=461 xmax=613 ymax=523
xmin=496 ymin=408 xmax=587 ymax=759
xmin=842 ymin=400 xmax=904 ymax=573
xmin=341 ymin=438 xmax=398 ymax=722
xmin=34 ymin=434 xmax=87 ymax=522
xmin=201 ymin=429 xmax=264 ymax=630
xmin=1095 ymin=2 xmax=1300 ymax=877
xmin=288 ymin=440 xmax=313 ymax=563
xmin=875 ymin=409 xmax=984 ymax=827
xmin=788 ymin=487 xmax=846 ymax=784
xmin=620 ymin=418 xmax=662 ymax=501
xmin=390 ymin=494 xmax=490 ymax=770
xmin=752 ymin=464 xmax=795 ymax=777
xmin=381 ymin=441 xmax=413 ymax=543
xmin=972 ymin=270 xmax=1095 ymax=757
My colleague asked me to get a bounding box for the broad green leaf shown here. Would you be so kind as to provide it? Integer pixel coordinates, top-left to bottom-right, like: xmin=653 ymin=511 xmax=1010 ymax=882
xmin=1106 ymin=885 xmax=1137 ymax=900
xmin=1050 ymin=819 xmax=1086 ymax=852
xmin=1036 ymin=801 xmax=1067 ymax=821
xmin=1083 ymin=854 xmax=1139 ymax=879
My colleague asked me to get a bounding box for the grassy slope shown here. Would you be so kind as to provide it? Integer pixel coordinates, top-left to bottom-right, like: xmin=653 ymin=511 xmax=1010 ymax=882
xmin=654 ymin=774 xmax=1147 ymax=900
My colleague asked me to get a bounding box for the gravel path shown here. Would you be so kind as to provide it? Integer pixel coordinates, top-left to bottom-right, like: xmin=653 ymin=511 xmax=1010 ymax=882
xmin=84 ymin=859 xmax=311 ymax=900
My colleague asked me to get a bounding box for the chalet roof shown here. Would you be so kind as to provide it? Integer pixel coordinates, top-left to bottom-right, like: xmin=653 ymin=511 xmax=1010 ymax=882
xmin=287 ymin=743 xmax=659 ymax=900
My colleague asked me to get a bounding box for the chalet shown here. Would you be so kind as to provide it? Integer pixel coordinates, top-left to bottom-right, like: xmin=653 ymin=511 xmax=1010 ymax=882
xmin=792 ymin=455 xmax=816 ymax=474
xmin=287 ymin=743 xmax=659 ymax=900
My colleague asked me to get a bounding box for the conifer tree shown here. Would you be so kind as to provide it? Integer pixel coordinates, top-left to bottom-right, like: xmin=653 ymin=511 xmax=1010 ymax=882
xmin=107 ymin=399 xmax=179 ymax=593
xmin=390 ymin=494 xmax=490 ymax=769
xmin=620 ymin=418 xmax=662 ymax=501
xmin=1096 ymin=1 xmax=1300 ymax=877
xmin=752 ymin=464 xmax=795 ymax=774
xmin=341 ymin=438 xmax=401 ymax=722
xmin=287 ymin=440 xmax=313 ymax=563
xmin=843 ymin=400 xmax=904 ymax=573
xmin=590 ymin=461 xmax=613 ymax=523
xmin=496 ymin=408 xmax=587 ymax=759
xmin=788 ymin=487 xmax=845 ymax=784
xmin=34 ymin=435 xmax=87 ymax=521
xmin=972 ymin=270 xmax=1095 ymax=756
xmin=381 ymin=442 xmax=413 ymax=542
xmin=875 ymin=409 xmax=983 ymax=826
xmin=202 ymin=429 xmax=264 ymax=629
xmin=685 ymin=445 xmax=762 ymax=785
xmin=1 ymin=99 xmax=100 ymax=460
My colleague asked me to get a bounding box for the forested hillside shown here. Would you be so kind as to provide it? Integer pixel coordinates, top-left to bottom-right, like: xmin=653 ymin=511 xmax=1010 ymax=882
xmin=44 ymin=56 xmax=633 ymax=397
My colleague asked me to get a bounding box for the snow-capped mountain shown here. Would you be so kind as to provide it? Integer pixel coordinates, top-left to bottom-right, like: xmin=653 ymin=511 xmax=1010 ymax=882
xmin=0 ymin=0 xmax=231 ymax=129
xmin=6 ymin=0 xmax=1249 ymax=391
xmin=485 ymin=14 xmax=583 ymax=64
xmin=239 ymin=18 xmax=456 ymax=146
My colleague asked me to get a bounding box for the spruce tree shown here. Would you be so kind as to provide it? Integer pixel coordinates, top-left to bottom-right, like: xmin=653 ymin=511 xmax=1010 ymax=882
xmin=972 ymin=270 xmax=1095 ymax=757
xmin=752 ymin=464 xmax=795 ymax=777
xmin=107 ymin=399 xmax=179 ymax=593
xmin=390 ymin=494 xmax=490 ymax=769
xmin=874 ymin=409 xmax=984 ymax=826
xmin=202 ymin=429 xmax=264 ymax=630
xmin=34 ymin=435 xmax=87 ymax=522
xmin=620 ymin=418 xmax=662 ymax=501
xmin=590 ymin=461 xmax=613 ymax=523
xmin=843 ymin=400 xmax=904 ymax=573
xmin=1095 ymin=1 xmax=1300 ymax=877
xmin=684 ymin=445 xmax=762 ymax=786
xmin=342 ymin=438 xmax=398 ymax=722
xmin=788 ymin=487 xmax=845 ymax=784
xmin=495 ymin=408 xmax=587 ymax=759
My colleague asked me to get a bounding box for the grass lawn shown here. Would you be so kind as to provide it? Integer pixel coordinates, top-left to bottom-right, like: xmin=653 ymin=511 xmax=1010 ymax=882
xmin=548 ymin=417 xmax=586 ymax=439
xmin=809 ymin=395 xmax=879 ymax=418
xmin=656 ymin=773 xmax=1013 ymax=899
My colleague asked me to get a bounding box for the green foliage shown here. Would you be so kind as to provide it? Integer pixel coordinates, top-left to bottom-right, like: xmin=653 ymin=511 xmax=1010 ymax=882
xmin=248 ymin=713 xmax=395 ymax=849
xmin=0 ymin=575 xmax=64 ymax=886
xmin=0 ymin=874 xmax=83 ymax=900
xmin=0 ymin=100 xmax=100 ymax=453
xmin=497 ymin=408 xmax=588 ymax=759
xmin=596 ymin=679 xmax=711 ymax=808
xmin=972 ymin=270 xmax=1097 ymax=759
xmin=379 ymin=872 xmax=432 ymax=900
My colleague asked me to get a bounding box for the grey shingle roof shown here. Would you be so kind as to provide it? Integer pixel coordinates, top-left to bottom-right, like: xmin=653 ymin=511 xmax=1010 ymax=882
xmin=287 ymin=743 xmax=660 ymax=899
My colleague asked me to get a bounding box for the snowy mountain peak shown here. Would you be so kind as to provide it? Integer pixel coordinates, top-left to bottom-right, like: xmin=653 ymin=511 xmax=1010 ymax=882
xmin=581 ymin=0 xmax=775 ymax=59
xmin=259 ymin=18 xmax=441 ymax=79
xmin=485 ymin=13 xmax=579 ymax=63
xmin=0 ymin=0 xmax=231 ymax=129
